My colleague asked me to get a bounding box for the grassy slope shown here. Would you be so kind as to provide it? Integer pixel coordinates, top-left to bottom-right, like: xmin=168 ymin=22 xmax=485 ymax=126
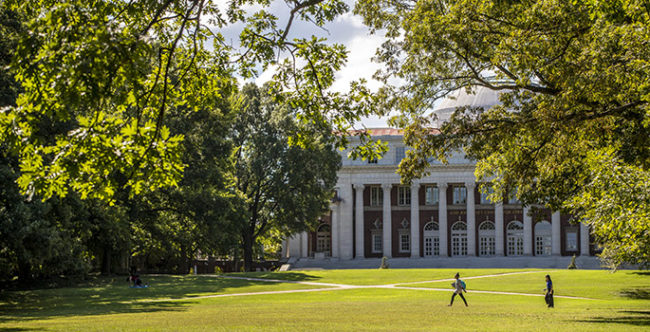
xmin=1 ymin=270 xmax=648 ymax=331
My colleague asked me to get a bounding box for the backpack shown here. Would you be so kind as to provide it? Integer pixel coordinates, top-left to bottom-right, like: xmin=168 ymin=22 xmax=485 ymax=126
xmin=460 ymin=280 xmax=466 ymax=290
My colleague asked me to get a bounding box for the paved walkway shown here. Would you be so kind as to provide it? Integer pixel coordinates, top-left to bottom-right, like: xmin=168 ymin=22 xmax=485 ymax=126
xmin=141 ymin=271 xmax=595 ymax=303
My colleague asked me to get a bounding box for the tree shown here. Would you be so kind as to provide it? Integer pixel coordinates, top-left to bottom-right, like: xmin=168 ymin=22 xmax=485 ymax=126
xmin=0 ymin=0 xmax=380 ymax=203
xmin=231 ymin=84 xmax=340 ymax=271
xmin=128 ymin=80 xmax=241 ymax=274
xmin=354 ymin=0 xmax=650 ymax=267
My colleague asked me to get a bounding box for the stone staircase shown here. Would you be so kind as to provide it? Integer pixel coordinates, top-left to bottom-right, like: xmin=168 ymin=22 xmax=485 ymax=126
xmin=288 ymin=256 xmax=609 ymax=270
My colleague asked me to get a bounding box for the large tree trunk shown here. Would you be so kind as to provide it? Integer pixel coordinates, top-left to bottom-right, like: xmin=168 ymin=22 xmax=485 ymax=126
xmin=17 ymin=260 xmax=32 ymax=283
xmin=101 ymin=246 xmax=112 ymax=275
xmin=179 ymin=244 xmax=189 ymax=274
xmin=242 ymin=229 xmax=255 ymax=272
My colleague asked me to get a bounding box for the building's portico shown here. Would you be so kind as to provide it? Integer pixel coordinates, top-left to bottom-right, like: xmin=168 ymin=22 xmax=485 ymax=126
xmin=287 ymin=129 xmax=593 ymax=261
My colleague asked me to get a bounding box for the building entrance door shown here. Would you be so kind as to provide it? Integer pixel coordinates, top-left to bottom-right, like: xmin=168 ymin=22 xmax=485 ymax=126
xmin=423 ymin=221 xmax=440 ymax=257
xmin=451 ymin=221 xmax=468 ymax=256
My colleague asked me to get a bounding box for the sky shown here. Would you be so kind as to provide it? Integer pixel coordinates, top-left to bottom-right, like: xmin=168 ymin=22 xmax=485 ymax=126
xmin=216 ymin=0 xmax=392 ymax=128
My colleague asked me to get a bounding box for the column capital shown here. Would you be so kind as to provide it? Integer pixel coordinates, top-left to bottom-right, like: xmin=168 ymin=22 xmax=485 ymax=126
xmin=438 ymin=182 xmax=448 ymax=189
xmin=410 ymin=182 xmax=420 ymax=191
xmin=353 ymin=183 xmax=365 ymax=190
xmin=381 ymin=183 xmax=393 ymax=191
xmin=464 ymin=181 xmax=476 ymax=189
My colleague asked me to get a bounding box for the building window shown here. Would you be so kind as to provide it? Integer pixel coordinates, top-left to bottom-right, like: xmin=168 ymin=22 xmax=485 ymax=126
xmin=371 ymin=233 xmax=382 ymax=253
xmin=451 ymin=221 xmax=468 ymax=256
xmin=370 ymin=187 xmax=383 ymax=206
xmin=507 ymin=221 xmax=524 ymax=256
xmin=395 ymin=146 xmax=406 ymax=164
xmin=399 ymin=232 xmax=410 ymax=252
xmin=478 ymin=221 xmax=496 ymax=256
xmin=316 ymin=224 xmax=331 ymax=254
xmin=398 ymin=186 xmax=411 ymax=206
xmin=453 ymin=186 xmax=467 ymax=204
xmin=508 ymin=188 xmax=520 ymax=204
xmin=423 ymin=220 xmax=440 ymax=256
xmin=566 ymin=229 xmax=578 ymax=252
xmin=425 ymin=186 xmax=439 ymax=205
xmin=535 ymin=221 xmax=552 ymax=256
xmin=480 ymin=185 xmax=494 ymax=204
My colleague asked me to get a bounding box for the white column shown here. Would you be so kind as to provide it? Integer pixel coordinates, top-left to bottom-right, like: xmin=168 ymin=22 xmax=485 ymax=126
xmin=410 ymin=182 xmax=420 ymax=258
xmin=495 ymin=202 xmax=504 ymax=256
xmin=580 ymin=222 xmax=590 ymax=256
xmin=552 ymin=211 xmax=561 ymax=255
xmin=339 ymin=185 xmax=354 ymax=259
xmin=523 ymin=206 xmax=533 ymax=255
xmin=300 ymin=231 xmax=309 ymax=258
xmin=354 ymin=184 xmax=365 ymax=259
xmin=288 ymin=234 xmax=301 ymax=258
xmin=330 ymin=203 xmax=340 ymax=258
xmin=382 ymin=183 xmax=393 ymax=258
xmin=465 ymin=182 xmax=476 ymax=256
xmin=438 ymin=183 xmax=448 ymax=257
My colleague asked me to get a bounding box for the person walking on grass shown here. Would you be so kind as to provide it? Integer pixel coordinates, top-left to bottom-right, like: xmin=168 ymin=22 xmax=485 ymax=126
xmin=544 ymin=274 xmax=554 ymax=308
xmin=448 ymin=272 xmax=468 ymax=307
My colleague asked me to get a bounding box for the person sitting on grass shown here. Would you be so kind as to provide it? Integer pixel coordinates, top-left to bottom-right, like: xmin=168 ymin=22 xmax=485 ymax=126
xmin=127 ymin=273 xmax=147 ymax=288
xmin=448 ymin=272 xmax=468 ymax=307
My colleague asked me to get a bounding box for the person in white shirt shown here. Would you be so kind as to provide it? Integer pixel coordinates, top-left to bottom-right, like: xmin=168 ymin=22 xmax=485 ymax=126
xmin=448 ymin=272 xmax=468 ymax=306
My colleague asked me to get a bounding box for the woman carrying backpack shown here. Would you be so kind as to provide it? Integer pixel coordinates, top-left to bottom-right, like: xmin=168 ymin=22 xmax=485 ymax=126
xmin=448 ymin=272 xmax=468 ymax=306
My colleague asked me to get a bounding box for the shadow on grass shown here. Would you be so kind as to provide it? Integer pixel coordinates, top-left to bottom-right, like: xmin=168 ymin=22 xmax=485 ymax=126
xmin=0 ymin=272 xmax=318 ymax=324
xmin=631 ymin=272 xmax=650 ymax=276
xmin=619 ymin=288 xmax=650 ymax=300
xmin=577 ymin=310 xmax=650 ymax=327
xmin=230 ymin=271 xmax=322 ymax=282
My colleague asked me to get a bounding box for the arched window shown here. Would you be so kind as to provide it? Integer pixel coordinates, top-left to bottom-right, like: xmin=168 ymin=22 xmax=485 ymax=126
xmin=371 ymin=218 xmax=382 ymax=253
xmin=478 ymin=220 xmax=496 ymax=256
xmin=399 ymin=218 xmax=410 ymax=253
xmin=423 ymin=220 xmax=440 ymax=256
xmin=316 ymin=224 xmax=331 ymax=254
xmin=535 ymin=221 xmax=552 ymax=256
xmin=507 ymin=221 xmax=524 ymax=256
xmin=451 ymin=221 xmax=468 ymax=256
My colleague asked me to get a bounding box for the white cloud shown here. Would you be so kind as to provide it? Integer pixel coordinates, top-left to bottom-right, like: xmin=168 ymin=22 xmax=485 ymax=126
xmin=330 ymin=33 xmax=385 ymax=93
xmin=335 ymin=11 xmax=366 ymax=29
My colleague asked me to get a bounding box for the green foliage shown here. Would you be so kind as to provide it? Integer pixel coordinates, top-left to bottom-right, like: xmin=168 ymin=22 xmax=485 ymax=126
xmin=0 ymin=0 xmax=382 ymax=203
xmin=355 ymin=0 xmax=650 ymax=267
xmin=566 ymin=149 xmax=650 ymax=269
xmin=128 ymin=84 xmax=240 ymax=274
xmin=379 ymin=256 xmax=389 ymax=269
xmin=231 ymin=84 xmax=341 ymax=271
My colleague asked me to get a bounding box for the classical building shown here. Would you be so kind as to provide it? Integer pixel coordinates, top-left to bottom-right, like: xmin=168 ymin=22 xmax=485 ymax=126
xmin=286 ymin=87 xmax=593 ymax=261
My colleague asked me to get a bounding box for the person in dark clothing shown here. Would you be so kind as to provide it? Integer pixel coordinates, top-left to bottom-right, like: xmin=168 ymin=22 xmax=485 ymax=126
xmin=544 ymin=274 xmax=554 ymax=308
xmin=448 ymin=273 xmax=468 ymax=306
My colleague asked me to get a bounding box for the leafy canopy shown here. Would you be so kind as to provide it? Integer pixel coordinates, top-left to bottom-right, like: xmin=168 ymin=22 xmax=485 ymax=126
xmin=0 ymin=0 xmax=381 ymax=203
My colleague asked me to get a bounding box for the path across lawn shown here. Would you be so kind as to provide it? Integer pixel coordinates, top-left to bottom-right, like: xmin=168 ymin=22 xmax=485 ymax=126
xmin=139 ymin=270 xmax=594 ymax=302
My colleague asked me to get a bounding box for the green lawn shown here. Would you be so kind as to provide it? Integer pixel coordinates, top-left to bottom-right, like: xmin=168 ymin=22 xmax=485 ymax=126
xmin=1 ymin=269 xmax=648 ymax=331
xmin=228 ymin=268 xmax=540 ymax=285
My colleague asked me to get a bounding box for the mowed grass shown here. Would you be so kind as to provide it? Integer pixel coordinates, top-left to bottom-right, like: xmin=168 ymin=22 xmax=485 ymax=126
xmin=0 ymin=269 xmax=648 ymax=331
xmin=228 ymin=268 xmax=541 ymax=285
xmin=409 ymin=269 xmax=650 ymax=300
